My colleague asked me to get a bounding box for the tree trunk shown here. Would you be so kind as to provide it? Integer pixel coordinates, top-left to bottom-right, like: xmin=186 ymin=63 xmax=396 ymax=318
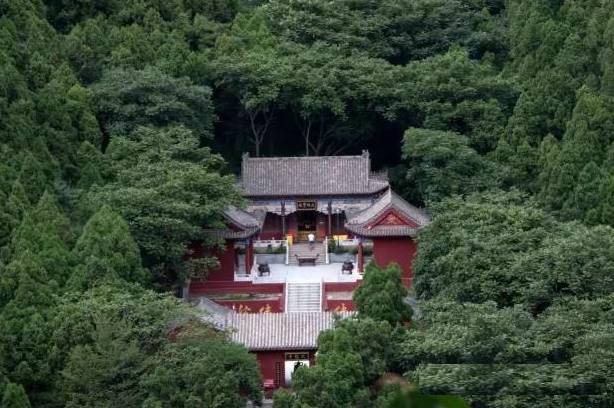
xmin=302 ymin=120 xmax=312 ymax=156
xmin=248 ymin=109 xmax=274 ymax=157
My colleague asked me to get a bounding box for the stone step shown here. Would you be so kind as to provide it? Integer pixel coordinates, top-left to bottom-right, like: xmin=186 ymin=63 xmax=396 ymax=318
xmin=285 ymin=282 xmax=322 ymax=312
xmin=288 ymin=244 xmax=327 ymax=265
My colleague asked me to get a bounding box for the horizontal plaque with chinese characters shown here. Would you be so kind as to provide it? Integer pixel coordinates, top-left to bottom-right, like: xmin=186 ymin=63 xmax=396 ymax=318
xmin=296 ymin=200 xmax=317 ymax=211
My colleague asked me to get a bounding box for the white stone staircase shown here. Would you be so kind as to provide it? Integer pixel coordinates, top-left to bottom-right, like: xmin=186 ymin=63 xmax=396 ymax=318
xmin=288 ymin=243 xmax=326 ymax=266
xmin=285 ymin=282 xmax=322 ymax=312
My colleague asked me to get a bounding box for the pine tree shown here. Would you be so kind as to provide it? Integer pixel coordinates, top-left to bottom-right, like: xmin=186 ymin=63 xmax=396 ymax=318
xmin=76 ymin=141 xmax=105 ymax=190
xmin=60 ymin=316 xmax=147 ymax=408
xmin=600 ymin=174 xmax=614 ymax=226
xmin=1 ymin=382 xmax=31 ymax=408
xmin=16 ymin=152 xmax=49 ymax=205
xmin=3 ymin=192 xmax=74 ymax=288
xmin=539 ymin=89 xmax=614 ymax=214
xmin=353 ymin=262 xmax=412 ymax=324
xmin=565 ymin=161 xmax=604 ymax=224
xmin=0 ymin=181 xmax=31 ymax=250
xmin=0 ymin=255 xmax=55 ymax=390
xmin=69 ymin=206 xmax=148 ymax=290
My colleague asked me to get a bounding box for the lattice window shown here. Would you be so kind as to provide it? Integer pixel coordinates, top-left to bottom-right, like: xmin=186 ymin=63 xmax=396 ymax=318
xmin=275 ymin=362 xmax=283 ymax=387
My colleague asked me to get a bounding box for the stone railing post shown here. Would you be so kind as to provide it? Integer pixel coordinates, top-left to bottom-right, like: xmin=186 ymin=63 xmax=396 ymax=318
xmin=324 ymin=236 xmax=329 ymax=264
xmin=285 ymin=239 xmax=290 ymax=265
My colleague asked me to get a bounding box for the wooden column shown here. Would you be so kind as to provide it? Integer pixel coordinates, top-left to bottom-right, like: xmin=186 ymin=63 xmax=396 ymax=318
xmin=358 ymin=239 xmax=364 ymax=273
xmin=245 ymin=238 xmax=253 ymax=273
xmin=327 ymin=201 xmax=332 ymax=237
xmin=281 ymin=201 xmax=286 ymax=237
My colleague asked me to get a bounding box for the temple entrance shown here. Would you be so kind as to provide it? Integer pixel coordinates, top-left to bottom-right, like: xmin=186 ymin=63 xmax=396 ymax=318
xmin=297 ymin=210 xmax=317 ymax=242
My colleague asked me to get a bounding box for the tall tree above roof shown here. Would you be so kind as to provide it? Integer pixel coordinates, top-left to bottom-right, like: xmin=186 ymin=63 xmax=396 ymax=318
xmin=92 ymin=66 xmax=214 ymax=146
xmin=89 ymin=126 xmax=240 ymax=287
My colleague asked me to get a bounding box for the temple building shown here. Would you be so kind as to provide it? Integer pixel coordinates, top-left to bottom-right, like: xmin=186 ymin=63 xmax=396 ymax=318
xmin=188 ymin=151 xmax=429 ymax=392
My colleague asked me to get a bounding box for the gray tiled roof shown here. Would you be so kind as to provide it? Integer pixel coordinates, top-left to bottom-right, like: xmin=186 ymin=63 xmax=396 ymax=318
xmin=195 ymin=297 xmax=233 ymax=330
xmin=227 ymin=312 xmax=353 ymax=351
xmin=223 ymin=206 xmax=264 ymax=229
xmin=203 ymin=206 xmax=263 ymax=239
xmin=240 ymin=151 xmax=389 ymax=197
xmin=345 ymin=189 xmax=429 ymax=237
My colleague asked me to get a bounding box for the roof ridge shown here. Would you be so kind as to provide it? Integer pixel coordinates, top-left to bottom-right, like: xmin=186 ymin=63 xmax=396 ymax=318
xmin=244 ymin=155 xmax=366 ymax=161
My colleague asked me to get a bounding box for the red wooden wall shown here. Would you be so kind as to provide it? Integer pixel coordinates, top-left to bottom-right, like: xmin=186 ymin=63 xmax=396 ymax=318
xmin=189 ymin=281 xmax=284 ymax=295
xmin=207 ymin=240 xmax=236 ymax=281
xmin=256 ymin=351 xmax=286 ymax=389
xmin=187 ymin=240 xmax=236 ymax=281
xmin=373 ymin=237 xmax=417 ymax=286
xmin=255 ymin=350 xmax=316 ymax=392
xmin=215 ymin=298 xmax=283 ymax=313
xmin=316 ymin=213 xmax=327 ymax=240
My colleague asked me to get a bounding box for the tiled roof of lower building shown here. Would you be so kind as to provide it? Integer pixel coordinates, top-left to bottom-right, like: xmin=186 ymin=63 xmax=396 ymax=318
xmin=227 ymin=312 xmax=353 ymax=351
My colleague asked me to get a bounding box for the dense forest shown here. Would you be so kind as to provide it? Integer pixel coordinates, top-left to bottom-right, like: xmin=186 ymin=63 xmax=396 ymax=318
xmin=1 ymin=0 xmax=614 ymax=406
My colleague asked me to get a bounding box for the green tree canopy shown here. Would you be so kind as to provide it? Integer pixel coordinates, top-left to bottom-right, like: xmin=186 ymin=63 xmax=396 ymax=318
xmin=60 ymin=316 xmax=147 ymax=408
xmin=93 ymin=67 xmax=215 ymax=143
xmin=48 ymin=285 xmax=261 ymax=408
xmin=264 ymin=0 xmax=506 ymax=63
xmin=401 ymin=127 xmax=500 ymax=204
xmin=414 ymin=191 xmax=614 ymax=311
xmin=69 ymin=205 xmax=148 ymax=290
xmin=1 ymin=382 xmax=31 ymax=408
xmin=89 ymin=126 xmax=240 ymax=285
xmin=354 ymin=262 xmax=413 ymax=325
xmin=141 ymin=330 xmax=262 ymax=407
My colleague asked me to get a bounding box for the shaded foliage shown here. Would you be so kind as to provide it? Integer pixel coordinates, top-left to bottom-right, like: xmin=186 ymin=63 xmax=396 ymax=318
xmin=354 ymin=262 xmax=412 ymax=325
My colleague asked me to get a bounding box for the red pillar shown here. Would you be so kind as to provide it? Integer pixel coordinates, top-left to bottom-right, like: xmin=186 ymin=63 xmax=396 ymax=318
xmin=358 ymin=240 xmax=364 ymax=273
xmin=245 ymin=239 xmax=254 ymax=274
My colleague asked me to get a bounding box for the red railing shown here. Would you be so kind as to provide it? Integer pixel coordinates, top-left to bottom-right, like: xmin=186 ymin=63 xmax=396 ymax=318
xmin=323 ymin=281 xmax=361 ymax=293
xmin=189 ymin=280 xmax=284 ymax=295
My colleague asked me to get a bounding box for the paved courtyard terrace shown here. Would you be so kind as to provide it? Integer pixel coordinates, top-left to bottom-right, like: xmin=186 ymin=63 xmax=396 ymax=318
xmin=249 ymin=263 xmax=362 ymax=284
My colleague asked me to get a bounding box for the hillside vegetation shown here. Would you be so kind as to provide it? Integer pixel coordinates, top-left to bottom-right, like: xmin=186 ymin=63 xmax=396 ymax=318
xmin=0 ymin=0 xmax=613 ymax=406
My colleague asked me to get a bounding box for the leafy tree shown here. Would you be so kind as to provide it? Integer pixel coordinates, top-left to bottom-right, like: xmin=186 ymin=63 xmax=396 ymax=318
xmin=141 ymin=330 xmax=262 ymax=407
xmin=318 ymin=318 xmax=396 ymax=384
xmin=285 ymin=42 xmax=404 ymax=155
xmin=213 ymin=11 xmax=291 ymax=156
xmin=502 ymin=0 xmax=614 ymax=193
xmin=399 ymin=295 xmax=614 ymax=407
xmin=354 ymin=262 xmax=412 ymax=324
xmin=401 ymin=128 xmax=500 ymax=204
xmin=412 ymin=191 xmax=553 ymax=306
xmin=5 ymin=192 xmax=74 ymax=287
xmin=69 ymin=205 xmax=148 ymax=290
xmin=48 ymin=285 xmax=196 ymax=367
xmin=92 ymin=67 xmax=215 ymax=143
xmin=0 ymin=255 xmax=56 ymax=395
xmin=60 ymin=316 xmax=147 ymax=408
xmin=33 ymin=63 xmax=102 ymax=170
xmin=1 ymin=382 xmax=31 ymax=408
xmin=404 ymin=48 xmax=516 ymax=153
xmin=0 ymin=180 xmax=31 ymax=249
xmin=264 ymin=0 xmax=506 ymax=63
xmin=90 ymin=126 xmax=241 ymax=285
xmin=289 ymin=351 xmax=369 ymax=407
xmin=15 ymin=152 xmax=50 ymax=206
xmin=537 ymin=88 xmax=614 ymax=223
xmin=276 ymin=317 xmax=400 ymax=407
xmin=75 ymin=141 xmax=105 ymax=190
xmin=48 ymin=285 xmax=261 ymax=408
xmin=414 ymin=191 xmax=614 ymax=310
xmin=398 ymin=301 xmax=534 ymax=370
